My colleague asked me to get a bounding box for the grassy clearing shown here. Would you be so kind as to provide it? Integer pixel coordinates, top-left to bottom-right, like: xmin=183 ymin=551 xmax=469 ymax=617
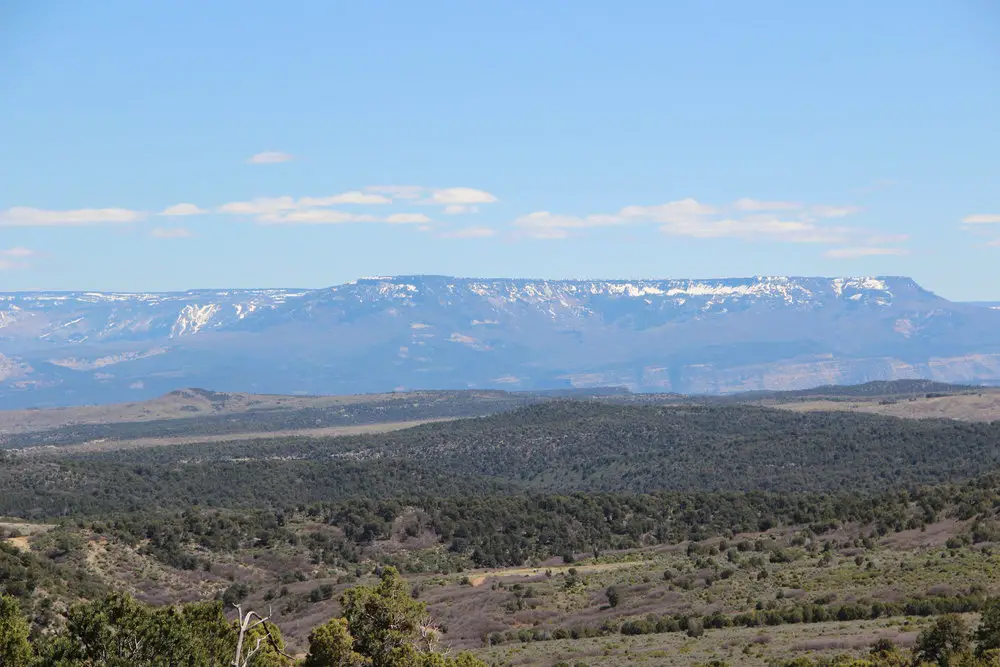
xmin=772 ymin=392 xmax=1000 ymax=422
xmin=11 ymin=417 xmax=455 ymax=456
xmin=473 ymin=617 xmax=934 ymax=666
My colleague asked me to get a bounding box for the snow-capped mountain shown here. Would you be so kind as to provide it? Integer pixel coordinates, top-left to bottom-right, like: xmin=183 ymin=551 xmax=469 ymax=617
xmin=1 ymin=275 xmax=998 ymax=407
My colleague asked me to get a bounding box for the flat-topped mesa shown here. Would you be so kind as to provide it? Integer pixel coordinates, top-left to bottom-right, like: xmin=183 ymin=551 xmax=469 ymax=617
xmin=0 ymin=274 xmax=997 ymax=407
xmin=339 ymin=274 xmax=928 ymax=301
xmin=0 ymin=276 xmax=941 ymax=345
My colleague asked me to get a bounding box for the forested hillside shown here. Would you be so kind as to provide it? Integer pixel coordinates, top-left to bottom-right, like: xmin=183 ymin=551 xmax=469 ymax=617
xmin=6 ymin=402 xmax=998 ymax=516
xmin=4 ymin=393 xmax=1000 ymax=664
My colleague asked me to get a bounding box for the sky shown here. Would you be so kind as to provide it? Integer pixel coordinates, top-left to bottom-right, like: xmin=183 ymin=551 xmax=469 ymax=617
xmin=1 ymin=1 xmax=998 ymax=300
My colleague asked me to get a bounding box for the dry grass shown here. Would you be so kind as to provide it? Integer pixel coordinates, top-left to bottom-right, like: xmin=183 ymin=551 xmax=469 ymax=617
xmin=773 ymin=392 xmax=1000 ymax=422
xmin=12 ymin=418 xmax=455 ymax=456
xmin=0 ymin=387 xmax=479 ymax=434
xmin=0 ymin=520 xmax=55 ymax=551
xmin=473 ymin=618 xmax=932 ymax=666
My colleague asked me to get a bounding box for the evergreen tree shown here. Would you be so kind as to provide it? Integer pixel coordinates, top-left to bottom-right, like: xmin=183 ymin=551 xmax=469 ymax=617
xmin=0 ymin=594 xmax=33 ymax=667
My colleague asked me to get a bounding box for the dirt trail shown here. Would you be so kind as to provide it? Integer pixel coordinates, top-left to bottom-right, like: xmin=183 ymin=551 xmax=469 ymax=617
xmin=468 ymin=560 xmax=648 ymax=587
xmin=0 ymin=520 xmax=54 ymax=551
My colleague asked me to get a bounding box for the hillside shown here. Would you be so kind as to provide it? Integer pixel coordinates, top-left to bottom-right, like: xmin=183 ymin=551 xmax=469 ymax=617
xmin=3 ymin=275 xmax=1000 ymax=406
xmin=7 ymin=401 xmax=1000 ymax=520
xmin=5 ymin=393 xmax=1000 ymax=663
xmin=0 ymin=387 xmax=539 ymax=448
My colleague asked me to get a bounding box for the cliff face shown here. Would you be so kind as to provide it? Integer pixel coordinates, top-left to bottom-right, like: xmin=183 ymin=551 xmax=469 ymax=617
xmin=1 ymin=275 xmax=998 ymax=406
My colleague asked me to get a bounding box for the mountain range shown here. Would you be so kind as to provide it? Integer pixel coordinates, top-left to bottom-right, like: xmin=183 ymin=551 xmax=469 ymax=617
xmin=1 ymin=275 xmax=998 ymax=407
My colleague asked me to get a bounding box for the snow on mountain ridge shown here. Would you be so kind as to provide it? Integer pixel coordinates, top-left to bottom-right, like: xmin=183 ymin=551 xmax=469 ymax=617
xmin=0 ymin=276 xmax=928 ymax=349
xmin=341 ymin=275 xmax=902 ymax=308
xmin=0 ymin=275 xmax=995 ymax=408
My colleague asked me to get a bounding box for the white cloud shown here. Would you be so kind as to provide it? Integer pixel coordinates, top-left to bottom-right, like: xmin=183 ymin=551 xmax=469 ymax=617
xmin=258 ymin=210 xmax=379 ymax=225
xmin=216 ymin=186 xmax=497 ymax=225
xmin=0 ymin=247 xmax=34 ymax=270
xmin=1 ymin=247 xmax=34 ymax=257
xmin=0 ymin=207 xmax=145 ymax=226
xmin=733 ymin=198 xmax=802 ymax=211
xmin=962 ymin=213 xmax=1000 ymax=224
xmin=824 ymin=247 xmax=909 ymax=259
xmin=988 ymin=239 xmax=1000 ymax=247
xmin=660 ymin=217 xmax=846 ymax=243
xmin=525 ymin=227 xmax=571 ymax=240
xmin=218 ymin=192 xmax=392 ymax=217
xmin=252 ymin=209 xmax=429 ymax=225
xmin=511 ymin=196 xmax=874 ymax=245
xmin=385 ymin=213 xmax=432 ymax=224
xmin=865 ymin=233 xmax=909 ymax=244
xmin=809 ymin=205 xmax=861 ymax=218
xmin=619 ymin=198 xmax=716 ymax=223
xmin=440 ymin=226 xmax=496 ymax=239
xmin=150 ymin=227 xmax=195 ymax=239
xmin=513 ymin=211 xmax=627 ymax=237
xmin=365 ymin=185 xmax=425 ymax=200
xmin=299 ymin=191 xmax=391 ymax=206
xmin=218 ymin=197 xmax=298 ymax=215
xmin=430 ymin=188 xmax=498 ymax=205
xmin=248 ymin=151 xmax=294 ymax=164
xmin=161 ymin=203 xmax=205 ymax=216
xmin=443 ymin=204 xmax=477 ymax=215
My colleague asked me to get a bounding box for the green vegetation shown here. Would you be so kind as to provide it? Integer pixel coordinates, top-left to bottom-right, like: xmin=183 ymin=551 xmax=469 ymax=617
xmin=1 ymin=387 xmax=1000 ymax=665
xmin=0 ymin=569 xmax=487 ymax=666
xmin=1 ymin=389 xmax=536 ymax=450
xmin=7 ymin=402 xmax=1000 ymax=521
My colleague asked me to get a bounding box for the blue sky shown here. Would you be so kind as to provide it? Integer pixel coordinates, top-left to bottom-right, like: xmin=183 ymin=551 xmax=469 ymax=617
xmin=1 ymin=1 xmax=998 ymax=300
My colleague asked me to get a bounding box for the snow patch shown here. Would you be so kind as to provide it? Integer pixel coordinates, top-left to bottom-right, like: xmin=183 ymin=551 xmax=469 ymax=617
xmin=171 ymin=304 xmax=221 ymax=336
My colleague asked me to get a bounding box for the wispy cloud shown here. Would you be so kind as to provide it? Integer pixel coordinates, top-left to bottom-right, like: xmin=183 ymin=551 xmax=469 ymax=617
xmin=809 ymin=205 xmax=861 ymax=219
xmin=429 ymin=187 xmax=498 ymax=205
xmin=824 ymin=247 xmax=909 ymax=259
xmin=513 ymin=211 xmax=627 ymax=239
xmin=161 ymin=203 xmax=205 ymax=216
xmin=0 ymin=247 xmax=35 ymax=270
xmin=1 ymin=247 xmax=35 ymax=257
xmin=962 ymin=213 xmax=1000 ymax=224
xmin=248 ymin=151 xmax=294 ymax=164
xmin=0 ymin=207 xmax=144 ymax=226
xmin=619 ymin=198 xmax=716 ymax=223
xmin=218 ymin=197 xmax=299 ymax=216
xmin=217 ymin=187 xmax=495 ymax=225
xmin=150 ymin=227 xmax=195 ymax=239
xmin=252 ymin=209 xmax=431 ymax=225
xmin=299 ymin=191 xmax=391 ymax=206
xmin=511 ymin=198 xmax=850 ymax=243
xmin=364 ymin=185 xmax=425 ymax=200
xmin=443 ymin=204 xmax=476 ymax=215
xmin=218 ymin=191 xmax=407 ymax=218
xmin=733 ymin=198 xmax=802 ymax=212
xmin=509 ymin=197 xmax=900 ymax=253
xmin=385 ymin=213 xmax=431 ymax=224
xmin=257 ymin=210 xmax=379 ymax=225
xmin=661 ymin=217 xmax=845 ymax=242
xmin=440 ymin=226 xmax=496 ymax=239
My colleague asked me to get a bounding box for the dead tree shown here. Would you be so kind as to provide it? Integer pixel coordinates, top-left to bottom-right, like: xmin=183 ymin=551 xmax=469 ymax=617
xmin=231 ymin=604 xmax=292 ymax=667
